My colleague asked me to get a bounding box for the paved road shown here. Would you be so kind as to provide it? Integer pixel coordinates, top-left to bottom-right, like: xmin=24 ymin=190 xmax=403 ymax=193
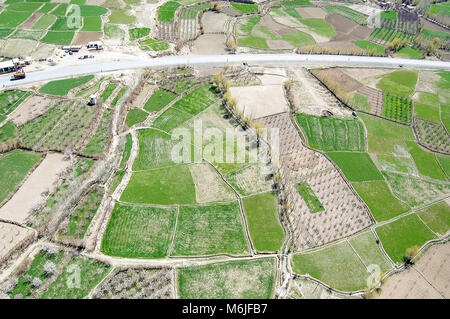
xmin=2 ymin=54 xmax=450 ymax=88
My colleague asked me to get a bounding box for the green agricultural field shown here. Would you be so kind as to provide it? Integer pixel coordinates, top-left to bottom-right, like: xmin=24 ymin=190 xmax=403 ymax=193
xmin=157 ymin=1 xmax=181 ymax=22
xmin=281 ymin=30 xmax=315 ymax=47
xmin=299 ymin=18 xmax=335 ymax=37
xmin=421 ymin=28 xmax=450 ymax=40
xmin=108 ymin=9 xmax=136 ymax=24
xmin=376 ymin=70 xmax=418 ymax=98
xmin=406 ymin=141 xmax=447 ymax=181
xmin=327 ymin=152 xmax=383 ymax=182
xmin=9 ymin=28 xmax=45 ymax=40
xmin=426 ymin=3 xmax=450 ymax=16
xmin=393 ymin=46 xmax=423 ymax=59
xmin=231 ymin=2 xmax=258 ymax=13
xmin=133 ymin=129 xmax=193 ymax=170
xmin=177 ymin=258 xmax=276 ymax=298
xmin=108 ymin=169 xmax=125 ymax=194
xmin=32 ymin=14 xmax=57 ymax=30
xmin=129 ymin=27 xmax=150 ymax=40
xmin=139 ymin=38 xmax=169 ymax=51
xmin=7 ymin=2 xmax=42 ymax=12
xmin=9 ymin=249 xmax=65 ymax=299
xmin=39 ymin=75 xmax=93 ymax=96
xmin=380 ymin=10 xmax=397 ymax=21
xmin=375 ymin=214 xmax=436 ymax=264
xmin=0 ymin=28 xmax=14 ymax=38
xmin=120 ymin=165 xmax=196 ymax=205
xmin=50 ymin=16 xmax=81 ymax=31
xmin=383 ymin=171 xmax=450 ymax=207
xmin=242 ymin=192 xmax=284 ymax=252
xmin=238 ymin=36 xmax=268 ymax=49
xmin=100 ymin=83 xmax=118 ymax=101
xmin=353 ymin=40 xmax=385 ymax=54
xmin=416 ymin=201 xmax=450 ymax=235
xmin=414 ymin=92 xmax=441 ymax=122
xmin=292 ymin=240 xmax=368 ymax=292
xmin=81 ymin=16 xmax=102 ymax=31
xmin=348 ymin=231 xmax=392 ymax=273
xmin=0 ymin=150 xmax=43 ymax=204
xmin=59 ymin=188 xmax=104 ymax=240
xmin=143 ymin=89 xmax=177 ymax=112
xmin=79 ymin=5 xmax=108 ymax=16
xmin=0 ymin=90 xmax=32 ymax=115
xmin=41 ymin=30 xmax=75 ymax=44
xmin=172 ymin=202 xmax=249 ymax=256
xmin=350 ymin=92 xmax=372 ymax=112
xmin=111 ymin=86 xmax=127 ymax=107
xmin=436 ymin=154 xmax=450 ymax=178
xmin=352 ymin=180 xmax=410 ymax=222
xmin=83 ymin=109 xmax=113 ymax=157
xmin=39 ymin=3 xmax=58 ymax=14
xmin=152 ymin=107 xmax=193 ymax=132
xmin=119 ymin=133 xmax=132 ymax=169
xmin=284 ymin=7 xmax=302 ymax=20
xmin=324 ymin=6 xmax=368 ymax=24
xmin=382 ymin=93 xmax=411 ymax=124
xmin=0 ymin=10 xmax=33 ymax=28
xmin=101 ymin=203 xmax=177 ymax=258
xmin=125 ymin=108 xmax=148 ymax=127
xmin=376 ymin=154 xmax=416 ymax=174
xmin=42 ymin=256 xmax=110 ymax=299
xmin=172 ymin=85 xmax=218 ymax=115
xmin=359 ymin=113 xmax=414 ymax=141
xmin=282 ymin=0 xmax=312 ymax=6
xmin=52 ymin=4 xmax=69 ymax=16
xmin=239 ymin=17 xmax=260 ymax=34
xmin=296 ymin=182 xmax=324 ymax=213
xmin=296 ymin=113 xmax=366 ymax=152
xmin=0 ymin=121 xmax=19 ymax=151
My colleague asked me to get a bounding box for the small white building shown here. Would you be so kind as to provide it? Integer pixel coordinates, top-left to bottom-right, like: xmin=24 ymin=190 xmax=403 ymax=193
xmin=87 ymin=41 xmax=103 ymax=50
xmin=0 ymin=60 xmax=15 ymax=74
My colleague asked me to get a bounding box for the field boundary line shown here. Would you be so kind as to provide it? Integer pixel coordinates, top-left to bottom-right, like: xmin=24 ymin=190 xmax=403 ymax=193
xmin=167 ymin=206 xmax=180 ymax=257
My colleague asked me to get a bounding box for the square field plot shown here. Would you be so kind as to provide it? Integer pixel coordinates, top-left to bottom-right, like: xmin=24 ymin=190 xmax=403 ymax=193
xmin=177 ymin=258 xmax=276 ymax=299
xmin=172 ymin=202 xmax=250 ymax=256
xmin=101 ymin=203 xmax=177 ymax=258
xmin=375 ymin=214 xmax=436 ymax=264
xmin=120 ymin=165 xmax=196 ymax=205
xmin=326 ymin=152 xmax=383 ymax=182
xmin=0 ymin=222 xmax=34 ymax=262
xmin=230 ymin=85 xmax=289 ymax=120
xmin=292 ymin=240 xmax=368 ymax=292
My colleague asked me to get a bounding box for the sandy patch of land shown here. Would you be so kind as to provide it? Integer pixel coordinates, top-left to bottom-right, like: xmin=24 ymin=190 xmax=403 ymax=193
xmin=0 ymin=153 xmax=72 ymax=224
xmin=191 ymin=34 xmax=227 ymax=55
xmin=258 ymin=74 xmax=287 ymax=86
xmin=86 ymin=0 xmax=105 ymax=5
xmin=202 ymin=11 xmax=228 ymax=33
xmin=267 ymin=39 xmax=293 ymax=50
xmin=296 ymin=7 xmax=327 ymax=19
xmin=0 ymin=223 xmax=34 ymax=262
xmin=230 ymin=84 xmax=289 ymax=119
xmin=72 ymin=32 xmax=103 ymax=45
xmin=20 ymin=12 xmax=43 ymax=29
xmin=416 ymin=71 xmax=441 ymax=94
xmin=377 ymin=242 xmax=449 ymax=299
xmin=189 ymin=163 xmax=236 ymax=204
xmin=340 ymin=68 xmax=392 ymax=87
xmin=270 ymin=12 xmax=302 ymax=29
xmin=31 ymin=43 xmax=57 ymax=60
xmin=9 ymin=95 xmax=56 ymax=126
xmin=1 ymin=39 xmax=37 ymax=58
xmin=313 ymin=68 xmax=363 ymax=93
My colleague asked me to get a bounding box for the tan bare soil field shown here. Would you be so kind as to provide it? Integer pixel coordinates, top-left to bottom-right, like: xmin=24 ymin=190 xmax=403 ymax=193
xmin=340 ymin=68 xmax=392 ymax=87
xmin=20 ymin=12 xmax=43 ymax=29
xmin=423 ymin=20 xmax=449 ymax=33
xmin=270 ymin=13 xmax=302 ymax=29
xmin=133 ymin=83 xmax=156 ymax=108
xmin=0 ymin=223 xmax=34 ymax=262
xmin=259 ymin=15 xmax=297 ymax=36
xmin=314 ymin=40 xmax=361 ymax=51
xmin=72 ymin=32 xmax=103 ymax=45
xmin=31 ymin=43 xmax=57 ymax=60
xmin=9 ymin=95 xmax=56 ymax=126
xmin=230 ymin=85 xmax=289 ymax=119
xmin=0 ymin=153 xmax=72 ymax=224
xmin=267 ymin=39 xmax=293 ymax=50
xmin=192 ymin=34 xmax=227 ymax=55
xmin=416 ymin=71 xmax=441 ymax=94
xmin=326 ymin=13 xmax=372 ymax=41
xmin=202 ymin=12 xmax=227 ymax=33
xmin=189 ymin=163 xmax=236 ymax=204
xmin=296 ymin=7 xmax=327 ymax=19
xmin=1 ymin=39 xmax=37 ymax=58
xmin=86 ymin=0 xmax=105 ymax=4
xmin=377 ymin=242 xmax=449 ymax=299
xmin=314 ymin=68 xmax=363 ymax=93
xmin=258 ymin=73 xmax=287 ymax=86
